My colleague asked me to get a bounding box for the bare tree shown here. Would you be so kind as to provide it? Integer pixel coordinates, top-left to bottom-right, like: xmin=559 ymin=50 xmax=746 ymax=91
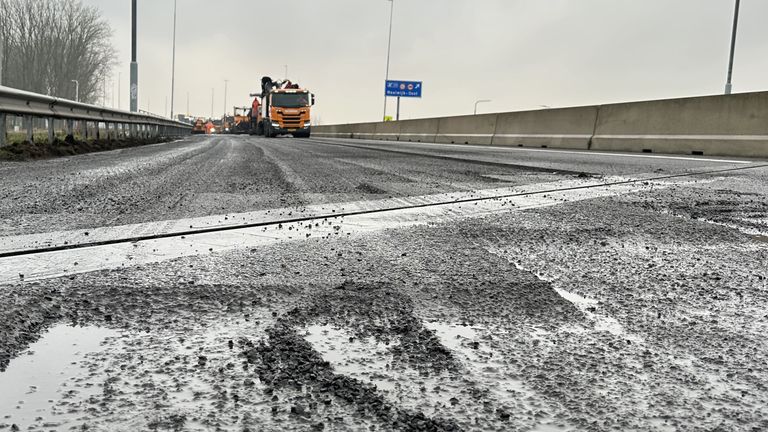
xmin=0 ymin=0 xmax=116 ymax=103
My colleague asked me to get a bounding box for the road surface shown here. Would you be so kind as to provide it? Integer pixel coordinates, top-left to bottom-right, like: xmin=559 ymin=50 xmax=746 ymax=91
xmin=0 ymin=135 xmax=766 ymax=431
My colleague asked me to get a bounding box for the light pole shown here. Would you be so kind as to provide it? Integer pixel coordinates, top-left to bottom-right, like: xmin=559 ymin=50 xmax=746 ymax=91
xmin=130 ymin=0 xmax=138 ymax=112
xmin=224 ymin=79 xmax=229 ymax=118
xmin=474 ymin=99 xmax=491 ymax=115
xmin=0 ymin=41 xmax=4 ymax=85
xmin=382 ymin=0 xmax=394 ymax=121
xmin=725 ymin=0 xmax=741 ymax=95
xmin=170 ymin=0 xmax=177 ymax=119
xmin=71 ymin=80 xmax=80 ymax=102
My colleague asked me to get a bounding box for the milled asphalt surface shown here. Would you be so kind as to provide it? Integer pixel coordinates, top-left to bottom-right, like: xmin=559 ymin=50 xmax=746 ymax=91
xmin=0 ymin=136 xmax=565 ymax=237
xmin=0 ymin=135 xmax=767 ymax=431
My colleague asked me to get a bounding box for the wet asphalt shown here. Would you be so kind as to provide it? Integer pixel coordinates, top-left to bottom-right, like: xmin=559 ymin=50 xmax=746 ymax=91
xmin=0 ymin=135 xmax=767 ymax=431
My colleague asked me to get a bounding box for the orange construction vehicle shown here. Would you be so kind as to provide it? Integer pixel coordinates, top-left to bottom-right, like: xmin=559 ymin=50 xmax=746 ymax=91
xmin=192 ymin=118 xmax=206 ymax=135
xmin=230 ymin=107 xmax=251 ymax=134
xmin=250 ymin=76 xmax=315 ymax=138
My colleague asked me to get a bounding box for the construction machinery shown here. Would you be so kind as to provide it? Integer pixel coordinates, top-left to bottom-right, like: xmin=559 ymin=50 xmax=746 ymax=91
xmin=191 ymin=118 xmax=206 ymax=135
xmin=229 ymin=107 xmax=252 ymax=134
xmin=250 ymin=76 xmax=315 ymax=138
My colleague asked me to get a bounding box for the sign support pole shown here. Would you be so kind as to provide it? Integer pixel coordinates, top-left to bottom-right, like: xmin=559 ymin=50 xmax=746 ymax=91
xmin=396 ymin=97 xmax=400 ymax=121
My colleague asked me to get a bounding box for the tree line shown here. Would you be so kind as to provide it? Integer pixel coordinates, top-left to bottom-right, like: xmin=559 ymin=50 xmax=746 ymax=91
xmin=0 ymin=0 xmax=116 ymax=104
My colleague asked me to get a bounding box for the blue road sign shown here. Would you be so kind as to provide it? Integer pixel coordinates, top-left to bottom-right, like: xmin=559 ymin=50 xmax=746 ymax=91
xmin=385 ymin=80 xmax=423 ymax=98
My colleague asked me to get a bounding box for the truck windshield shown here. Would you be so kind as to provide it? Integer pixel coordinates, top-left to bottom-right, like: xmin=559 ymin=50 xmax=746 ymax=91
xmin=271 ymin=93 xmax=309 ymax=108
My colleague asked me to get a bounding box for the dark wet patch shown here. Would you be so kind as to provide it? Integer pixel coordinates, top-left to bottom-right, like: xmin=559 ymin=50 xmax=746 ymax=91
xmin=0 ymin=136 xmax=174 ymax=161
xmin=355 ymin=183 xmax=388 ymax=195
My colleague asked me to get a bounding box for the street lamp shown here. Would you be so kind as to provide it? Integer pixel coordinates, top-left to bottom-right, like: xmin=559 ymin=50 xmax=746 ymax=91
xmin=170 ymin=0 xmax=177 ymax=118
xmin=71 ymin=79 xmax=79 ymax=102
xmin=224 ymin=79 xmax=229 ymax=118
xmin=725 ymin=0 xmax=741 ymax=95
xmin=382 ymin=0 xmax=394 ymax=121
xmin=474 ymin=99 xmax=491 ymax=115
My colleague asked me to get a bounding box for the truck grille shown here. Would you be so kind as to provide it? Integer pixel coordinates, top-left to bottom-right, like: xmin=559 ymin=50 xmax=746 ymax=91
xmin=282 ymin=115 xmax=302 ymax=128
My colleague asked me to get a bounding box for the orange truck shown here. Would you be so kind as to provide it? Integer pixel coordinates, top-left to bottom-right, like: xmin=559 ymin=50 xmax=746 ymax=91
xmin=250 ymin=76 xmax=315 ymax=138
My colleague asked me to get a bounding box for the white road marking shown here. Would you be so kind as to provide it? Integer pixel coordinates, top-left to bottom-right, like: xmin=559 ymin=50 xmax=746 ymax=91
xmin=0 ymin=176 xmax=701 ymax=284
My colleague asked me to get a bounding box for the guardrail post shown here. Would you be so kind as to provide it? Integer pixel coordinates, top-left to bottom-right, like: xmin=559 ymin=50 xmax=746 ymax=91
xmin=47 ymin=117 xmax=55 ymax=144
xmin=0 ymin=113 xmax=6 ymax=146
xmin=66 ymin=119 xmax=73 ymax=138
xmin=24 ymin=115 xmax=33 ymax=143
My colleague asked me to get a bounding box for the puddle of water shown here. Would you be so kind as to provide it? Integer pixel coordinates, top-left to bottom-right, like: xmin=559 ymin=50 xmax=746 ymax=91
xmin=0 ymin=313 xmax=278 ymax=431
xmin=0 ymin=324 xmax=118 ymax=429
xmin=304 ymin=324 xmax=397 ymax=391
xmin=487 ymin=246 xmax=641 ymax=344
xmin=554 ymin=288 xmax=642 ymax=342
xmin=422 ymin=322 xmax=478 ymax=352
xmin=302 ymin=321 xmax=580 ymax=430
xmin=425 ymin=322 xmax=577 ymax=431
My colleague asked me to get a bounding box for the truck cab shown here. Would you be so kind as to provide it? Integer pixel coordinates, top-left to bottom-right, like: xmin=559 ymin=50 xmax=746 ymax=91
xmin=252 ymin=77 xmax=315 ymax=138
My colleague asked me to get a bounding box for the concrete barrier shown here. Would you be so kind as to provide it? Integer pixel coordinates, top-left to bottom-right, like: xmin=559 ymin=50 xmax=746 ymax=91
xmin=375 ymin=120 xmax=401 ymax=141
xmin=313 ymin=124 xmax=347 ymax=138
xmin=352 ymin=122 xmax=379 ymax=140
xmin=313 ymin=92 xmax=768 ymax=158
xmin=592 ymin=92 xmax=768 ymax=157
xmin=492 ymin=106 xmax=597 ymax=150
xmin=434 ymin=114 xmax=497 ymax=145
xmin=398 ymin=118 xmax=440 ymax=143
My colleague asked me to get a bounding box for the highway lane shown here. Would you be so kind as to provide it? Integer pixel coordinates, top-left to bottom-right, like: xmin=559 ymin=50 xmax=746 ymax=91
xmin=0 ymin=136 xmax=767 ymax=431
xmin=0 ymin=135 xmax=567 ymax=237
xmin=0 ymin=134 xmax=760 ymax=238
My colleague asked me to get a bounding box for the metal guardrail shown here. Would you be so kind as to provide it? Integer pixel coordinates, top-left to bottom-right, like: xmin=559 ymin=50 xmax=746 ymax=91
xmin=0 ymin=85 xmax=191 ymax=146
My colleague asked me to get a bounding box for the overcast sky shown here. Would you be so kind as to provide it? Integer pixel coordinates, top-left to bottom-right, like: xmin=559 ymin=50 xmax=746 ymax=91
xmin=82 ymin=0 xmax=768 ymax=124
